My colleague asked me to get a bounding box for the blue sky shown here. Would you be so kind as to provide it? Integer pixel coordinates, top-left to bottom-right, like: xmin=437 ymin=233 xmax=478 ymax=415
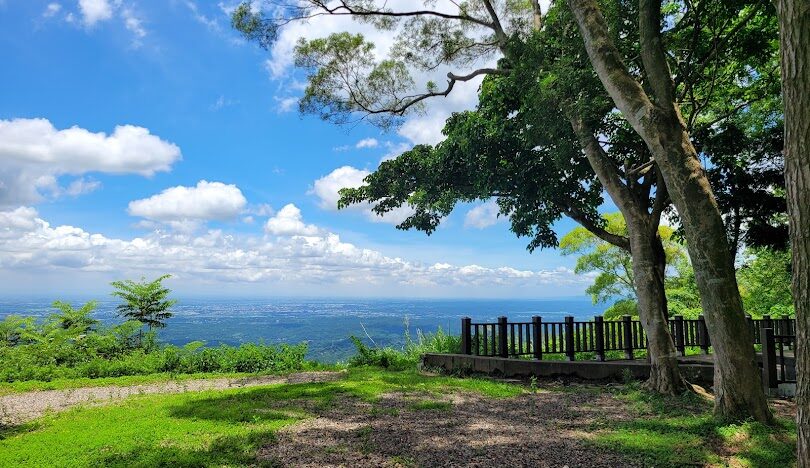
xmin=0 ymin=0 xmax=596 ymax=298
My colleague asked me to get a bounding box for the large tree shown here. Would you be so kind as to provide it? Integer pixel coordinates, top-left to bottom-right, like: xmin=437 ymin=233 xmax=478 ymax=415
xmin=337 ymin=3 xmax=693 ymax=393
xmin=234 ymin=0 xmax=776 ymax=420
xmin=774 ymin=0 xmax=810 ymax=462
xmin=566 ymin=0 xmax=774 ymax=422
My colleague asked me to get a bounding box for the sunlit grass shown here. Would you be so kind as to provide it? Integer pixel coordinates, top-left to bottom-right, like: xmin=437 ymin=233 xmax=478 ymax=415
xmin=589 ymin=383 xmax=796 ymax=466
xmin=0 ymin=367 xmax=520 ymax=467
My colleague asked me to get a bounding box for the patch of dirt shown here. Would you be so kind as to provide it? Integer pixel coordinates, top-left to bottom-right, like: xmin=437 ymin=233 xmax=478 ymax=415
xmin=259 ymin=389 xmax=639 ymax=468
xmin=0 ymin=371 xmax=344 ymax=425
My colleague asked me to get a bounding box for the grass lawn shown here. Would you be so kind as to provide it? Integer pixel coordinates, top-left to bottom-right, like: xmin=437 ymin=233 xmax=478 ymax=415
xmin=590 ymin=383 xmax=797 ymax=467
xmin=0 ymin=368 xmax=519 ymax=467
xmin=0 ymin=367 xmax=797 ymax=467
xmin=0 ymin=362 xmax=339 ymax=396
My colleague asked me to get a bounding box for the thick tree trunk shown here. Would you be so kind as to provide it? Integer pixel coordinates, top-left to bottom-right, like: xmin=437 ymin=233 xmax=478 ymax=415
xmin=627 ymin=217 xmax=690 ymax=394
xmin=775 ymin=0 xmax=810 ymax=463
xmin=647 ymin=122 xmax=771 ymax=421
xmin=569 ymin=116 xmax=688 ymax=394
xmin=568 ymin=0 xmax=773 ymax=423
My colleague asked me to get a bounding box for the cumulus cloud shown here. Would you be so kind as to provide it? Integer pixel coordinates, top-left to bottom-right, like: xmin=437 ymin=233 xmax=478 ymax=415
xmin=0 ymin=118 xmax=181 ymax=207
xmin=128 ymin=181 xmax=247 ymax=227
xmin=264 ymin=204 xmax=320 ymax=236
xmin=0 ymin=205 xmax=592 ymax=292
xmin=465 ymin=200 xmax=503 ymax=229
xmin=310 ymin=166 xmax=413 ymax=225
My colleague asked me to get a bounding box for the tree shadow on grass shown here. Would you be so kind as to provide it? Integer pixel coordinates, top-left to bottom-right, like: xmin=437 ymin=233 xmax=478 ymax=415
xmin=88 ymin=385 xmax=355 ymax=468
xmin=593 ymin=387 xmax=797 ymax=466
xmin=94 ymin=430 xmax=282 ymax=468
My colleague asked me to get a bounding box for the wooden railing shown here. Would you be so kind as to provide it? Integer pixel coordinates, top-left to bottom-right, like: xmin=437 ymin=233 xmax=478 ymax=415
xmin=761 ymin=327 xmax=796 ymax=394
xmin=460 ymin=314 xmax=796 ymax=362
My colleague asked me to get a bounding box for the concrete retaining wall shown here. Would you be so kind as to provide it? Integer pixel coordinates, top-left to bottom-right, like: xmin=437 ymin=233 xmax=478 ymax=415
xmin=423 ymin=353 xmax=715 ymax=384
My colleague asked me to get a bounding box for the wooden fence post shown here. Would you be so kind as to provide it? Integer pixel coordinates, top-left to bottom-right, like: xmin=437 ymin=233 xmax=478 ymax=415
xmin=746 ymin=314 xmax=754 ymax=342
xmin=761 ymin=327 xmax=778 ymax=395
xmin=498 ymin=316 xmax=509 ymax=358
xmin=461 ymin=317 xmax=471 ymax=355
xmin=673 ymin=315 xmax=686 ymax=356
xmin=763 ymin=314 xmax=773 ymax=331
xmin=594 ymin=315 xmax=605 ymax=362
xmin=565 ymin=316 xmax=576 ymax=361
xmin=532 ymin=316 xmax=542 ymax=360
xmin=698 ymin=314 xmax=710 ymax=354
xmin=622 ymin=315 xmax=634 ymax=360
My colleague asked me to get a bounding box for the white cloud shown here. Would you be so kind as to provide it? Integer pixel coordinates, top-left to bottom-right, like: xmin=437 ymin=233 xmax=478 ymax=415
xmin=120 ymin=5 xmax=146 ymax=43
xmin=311 ymin=166 xmax=369 ymax=211
xmin=0 ymin=118 xmax=181 ymax=207
xmin=465 ymin=200 xmax=503 ymax=229
xmin=355 ymin=138 xmax=378 ymax=149
xmin=43 ymin=3 xmax=62 ymax=18
xmin=311 ymin=166 xmax=413 ymax=225
xmin=64 ymin=177 xmax=102 ymax=197
xmin=0 ymin=205 xmax=592 ymax=293
xmin=128 ymin=181 xmax=247 ymax=227
xmin=78 ymin=0 xmax=112 ymax=26
xmin=264 ymin=204 xmax=320 ymax=236
xmin=275 ymin=96 xmax=298 ymax=113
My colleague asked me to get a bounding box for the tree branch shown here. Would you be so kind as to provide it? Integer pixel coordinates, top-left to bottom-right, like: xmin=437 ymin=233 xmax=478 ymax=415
xmin=306 ymin=0 xmax=496 ymax=30
xmin=569 ymin=114 xmax=641 ymax=219
xmin=567 ymin=0 xmax=656 ymax=136
xmin=639 ymin=0 xmax=676 ymax=105
xmin=564 ymin=206 xmax=631 ymax=251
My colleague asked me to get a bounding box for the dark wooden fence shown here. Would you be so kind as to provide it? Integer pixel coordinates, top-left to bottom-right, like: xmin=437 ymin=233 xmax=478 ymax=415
xmin=460 ymin=314 xmax=796 ymax=362
xmin=761 ymin=326 xmax=797 ymax=394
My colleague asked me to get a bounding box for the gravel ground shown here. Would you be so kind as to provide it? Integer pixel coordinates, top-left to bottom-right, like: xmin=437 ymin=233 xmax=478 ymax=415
xmin=0 ymin=371 xmax=344 ymax=425
xmin=259 ymin=388 xmax=641 ymax=468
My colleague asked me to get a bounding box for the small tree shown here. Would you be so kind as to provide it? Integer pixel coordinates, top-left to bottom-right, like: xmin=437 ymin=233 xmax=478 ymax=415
xmin=559 ymin=213 xmax=685 ymax=317
xmin=50 ymin=300 xmax=99 ymax=332
xmin=110 ymin=275 xmax=177 ymax=332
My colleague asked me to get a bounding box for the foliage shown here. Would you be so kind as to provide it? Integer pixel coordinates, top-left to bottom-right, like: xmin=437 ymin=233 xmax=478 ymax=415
xmin=559 ymin=213 xmax=685 ymax=305
xmin=49 ymin=300 xmax=99 ymax=332
xmin=110 ymin=274 xmax=177 ymax=331
xmin=664 ymin=257 xmax=703 ymax=319
xmin=699 ymin=120 xmax=787 ymax=255
xmin=348 ymin=327 xmax=460 ymax=371
xmin=0 ymin=301 xmax=307 ymax=383
xmin=738 ymin=247 xmax=794 ymax=317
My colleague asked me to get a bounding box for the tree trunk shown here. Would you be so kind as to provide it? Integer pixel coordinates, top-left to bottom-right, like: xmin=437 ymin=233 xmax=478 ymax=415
xmin=775 ymin=0 xmax=810 ymax=463
xmin=647 ymin=117 xmax=772 ymax=422
xmin=627 ymin=217 xmax=690 ymax=394
xmin=568 ymin=0 xmax=773 ymax=423
xmin=569 ymin=116 xmax=688 ymax=394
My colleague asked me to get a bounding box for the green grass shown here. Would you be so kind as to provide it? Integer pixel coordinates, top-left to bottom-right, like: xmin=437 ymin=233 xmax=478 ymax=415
xmin=0 ymin=361 xmax=340 ymax=396
xmin=590 ymin=384 xmax=797 ymax=467
xmin=0 ymin=367 xmax=520 ymax=467
xmin=0 ymin=367 xmax=796 ymax=467
xmin=409 ymin=400 xmax=452 ymax=411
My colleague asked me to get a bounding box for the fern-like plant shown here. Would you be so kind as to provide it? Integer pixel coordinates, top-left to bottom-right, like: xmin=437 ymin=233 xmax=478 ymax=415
xmin=110 ymin=275 xmax=177 ymax=332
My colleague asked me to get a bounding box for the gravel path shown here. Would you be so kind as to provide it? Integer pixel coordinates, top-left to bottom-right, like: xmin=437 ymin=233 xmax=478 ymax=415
xmin=260 ymin=389 xmax=640 ymax=467
xmin=0 ymin=371 xmax=344 ymax=425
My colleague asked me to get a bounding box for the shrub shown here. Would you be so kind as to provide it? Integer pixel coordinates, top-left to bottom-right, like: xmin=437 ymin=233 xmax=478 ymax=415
xmin=348 ymin=326 xmax=461 ymax=370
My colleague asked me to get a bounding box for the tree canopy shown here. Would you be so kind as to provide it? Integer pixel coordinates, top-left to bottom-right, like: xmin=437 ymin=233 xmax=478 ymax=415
xmin=110 ymin=275 xmax=177 ymax=331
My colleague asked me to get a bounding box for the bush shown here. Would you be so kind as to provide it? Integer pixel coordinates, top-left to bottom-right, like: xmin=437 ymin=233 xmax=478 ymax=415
xmin=348 ymin=326 xmax=461 ymax=370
